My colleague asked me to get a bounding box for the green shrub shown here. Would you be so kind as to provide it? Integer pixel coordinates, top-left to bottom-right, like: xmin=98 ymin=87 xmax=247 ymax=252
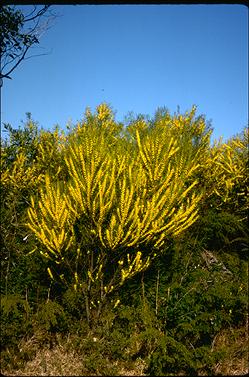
xmin=34 ymin=300 xmax=67 ymax=334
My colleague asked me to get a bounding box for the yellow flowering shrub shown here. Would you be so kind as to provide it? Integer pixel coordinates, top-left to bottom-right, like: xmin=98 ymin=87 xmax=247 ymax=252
xmin=26 ymin=104 xmax=204 ymax=324
xmin=201 ymin=127 xmax=248 ymax=219
xmin=25 ymin=105 xmax=247 ymax=323
xmin=1 ymin=151 xmax=43 ymax=191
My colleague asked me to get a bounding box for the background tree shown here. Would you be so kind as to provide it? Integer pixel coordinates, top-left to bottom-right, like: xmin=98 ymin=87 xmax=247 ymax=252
xmin=0 ymin=5 xmax=56 ymax=84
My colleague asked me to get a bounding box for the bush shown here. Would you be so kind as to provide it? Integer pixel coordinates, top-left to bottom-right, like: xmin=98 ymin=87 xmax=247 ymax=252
xmin=1 ymin=105 xmax=248 ymax=376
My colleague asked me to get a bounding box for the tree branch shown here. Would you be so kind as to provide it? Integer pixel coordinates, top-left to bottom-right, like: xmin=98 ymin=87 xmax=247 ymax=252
xmin=1 ymin=45 xmax=29 ymax=79
xmin=0 ymin=5 xmax=57 ymax=81
xmin=23 ymin=5 xmax=50 ymax=23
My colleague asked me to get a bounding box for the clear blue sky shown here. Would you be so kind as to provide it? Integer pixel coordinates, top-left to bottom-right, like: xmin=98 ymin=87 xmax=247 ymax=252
xmin=1 ymin=4 xmax=248 ymax=142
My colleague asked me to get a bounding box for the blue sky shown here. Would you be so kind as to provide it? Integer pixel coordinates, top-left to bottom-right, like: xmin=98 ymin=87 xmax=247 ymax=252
xmin=1 ymin=4 xmax=248 ymax=142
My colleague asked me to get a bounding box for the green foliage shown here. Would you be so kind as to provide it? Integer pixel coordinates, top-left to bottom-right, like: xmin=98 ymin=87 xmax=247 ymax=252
xmin=1 ymin=6 xmax=38 ymax=51
xmin=147 ymin=335 xmax=223 ymax=376
xmin=116 ymin=228 xmax=247 ymax=375
xmin=1 ymin=115 xmax=39 ymax=165
xmin=1 ymin=294 xmax=31 ymax=350
xmin=191 ymin=209 xmax=248 ymax=258
xmin=34 ymin=300 xmax=67 ymax=332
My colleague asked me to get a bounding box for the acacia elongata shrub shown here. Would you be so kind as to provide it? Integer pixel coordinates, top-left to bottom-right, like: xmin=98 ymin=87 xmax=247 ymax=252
xmin=205 ymin=128 xmax=248 ymax=219
xmin=26 ymin=103 xmax=208 ymax=324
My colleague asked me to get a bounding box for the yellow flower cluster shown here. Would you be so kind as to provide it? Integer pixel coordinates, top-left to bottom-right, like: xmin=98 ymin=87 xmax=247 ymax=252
xmin=27 ymin=174 xmax=75 ymax=261
xmin=97 ymin=103 xmax=112 ymax=121
xmin=120 ymin=251 xmax=150 ymax=284
xmin=1 ymin=152 xmax=43 ymax=190
xmin=26 ymin=103 xmax=205 ymax=307
xmin=203 ymin=128 xmax=248 ymax=213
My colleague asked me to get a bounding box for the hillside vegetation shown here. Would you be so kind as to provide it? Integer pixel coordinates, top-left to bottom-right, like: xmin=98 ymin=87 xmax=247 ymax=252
xmin=1 ymin=104 xmax=248 ymax=376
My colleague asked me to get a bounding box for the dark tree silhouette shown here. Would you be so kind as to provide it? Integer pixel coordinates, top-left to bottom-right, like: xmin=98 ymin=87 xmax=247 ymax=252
xmin=0 ymin=5 xmax=57 ymax=85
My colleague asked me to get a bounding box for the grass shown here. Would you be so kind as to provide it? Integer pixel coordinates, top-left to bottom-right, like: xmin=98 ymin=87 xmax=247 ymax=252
xmin=211 ymin=324 xmax=248 ymax=376
xmin=1 ymin=323 xmax=248 ymax=376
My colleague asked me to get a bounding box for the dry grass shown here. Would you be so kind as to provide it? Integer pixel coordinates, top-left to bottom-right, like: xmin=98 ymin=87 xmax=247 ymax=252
xmin=116 ymin=359 xmax=147 ymax=376
xmin=212 ymin=324 xmax=249 ymax=376
xmin=2 ymin=347 xmax=147 ymax=376
xmin=4 ymin=346 xmax=85 ymax=376
xmin=1 ymin=332 xmax=147 ymax=377
xmin=2 ymin=324 xmax=248 ymax=376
